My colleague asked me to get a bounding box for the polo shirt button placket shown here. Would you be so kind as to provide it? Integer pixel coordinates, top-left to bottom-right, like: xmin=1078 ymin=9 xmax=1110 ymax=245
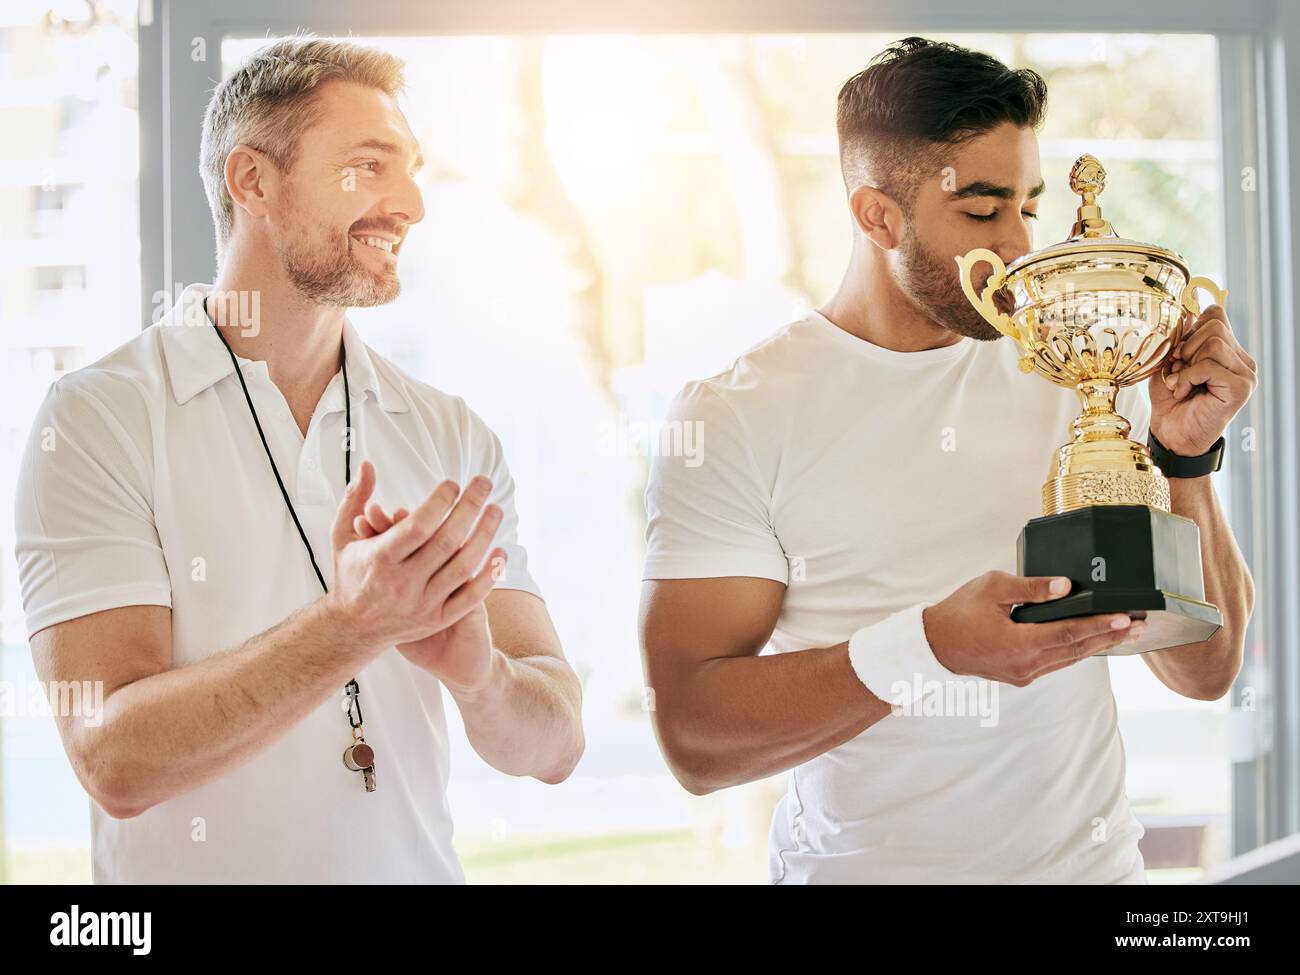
xmin=300 ymin=450 xmax=321 ymax=504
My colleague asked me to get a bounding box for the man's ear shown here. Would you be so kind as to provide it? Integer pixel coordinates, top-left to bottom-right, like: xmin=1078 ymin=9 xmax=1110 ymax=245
xmin=224 ymin=143 xmax=276 ymax=223
xmin=849 ymin=184 xmax=905 ymax=250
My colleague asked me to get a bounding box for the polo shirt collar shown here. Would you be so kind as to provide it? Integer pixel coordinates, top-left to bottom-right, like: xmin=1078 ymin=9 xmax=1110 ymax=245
xmin=159 ymin=283 xmax=408 ymax=413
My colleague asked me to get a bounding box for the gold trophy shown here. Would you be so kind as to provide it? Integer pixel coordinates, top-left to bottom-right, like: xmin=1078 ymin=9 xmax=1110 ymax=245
xmin=955 ymin=154 xmax=1223 ymax=655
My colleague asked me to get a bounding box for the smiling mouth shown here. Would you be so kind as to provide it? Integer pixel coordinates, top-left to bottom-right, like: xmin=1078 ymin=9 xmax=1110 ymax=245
xmin=350 ymin=233 xmax=401 ymax=258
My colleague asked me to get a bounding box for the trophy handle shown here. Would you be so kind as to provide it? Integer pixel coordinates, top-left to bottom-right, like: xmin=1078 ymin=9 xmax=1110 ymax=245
xmin=955 ymin=248 xmax=1018 ymax=341
xmin=1179 ymin=275 xmax=1228 ymax=317
xmin=1163 ymin=275 xmax=1230 ymax=390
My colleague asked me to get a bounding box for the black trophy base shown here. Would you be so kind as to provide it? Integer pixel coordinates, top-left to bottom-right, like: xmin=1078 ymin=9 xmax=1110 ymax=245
xmin=1010 ymin=504 xmax=1222 ymax=655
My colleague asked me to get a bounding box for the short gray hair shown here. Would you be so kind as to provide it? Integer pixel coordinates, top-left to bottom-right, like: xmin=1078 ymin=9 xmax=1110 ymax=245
xmin=200 ymin=35 xmax=406 ymax=264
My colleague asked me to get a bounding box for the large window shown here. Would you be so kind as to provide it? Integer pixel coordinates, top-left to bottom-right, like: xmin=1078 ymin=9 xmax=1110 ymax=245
xmin=0 ymin=3 xmax=141 ymax=885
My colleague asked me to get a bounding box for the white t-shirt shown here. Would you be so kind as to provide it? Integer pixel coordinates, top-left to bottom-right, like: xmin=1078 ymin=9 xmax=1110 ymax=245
xmin=643 ymin=310 xmax=1151 ymax=884
xmin=14 ymin=282 xmax=542 ymax=884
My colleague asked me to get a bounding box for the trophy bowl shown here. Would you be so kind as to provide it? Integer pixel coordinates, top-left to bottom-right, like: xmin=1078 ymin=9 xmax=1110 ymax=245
xmin=953 ymin=154 xmax=1225 ymax=654
xmin=955 ymin=154 xmax=1226 ymax=517
xmin=991 ymin=251 xmax=1189 ymax=388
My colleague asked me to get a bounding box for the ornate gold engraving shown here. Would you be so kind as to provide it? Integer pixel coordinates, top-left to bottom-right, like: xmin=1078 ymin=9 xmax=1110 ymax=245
xmin=955 ymin=155 xmax=1228 ymax=516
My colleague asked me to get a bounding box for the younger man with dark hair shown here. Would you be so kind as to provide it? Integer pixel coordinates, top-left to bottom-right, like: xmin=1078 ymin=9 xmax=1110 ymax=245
xmin=639 ymin=37 xmax=1255 ymax=884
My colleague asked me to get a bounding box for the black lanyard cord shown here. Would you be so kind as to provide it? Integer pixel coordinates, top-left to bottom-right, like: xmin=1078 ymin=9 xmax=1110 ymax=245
xmin=203 ymin=298 xmax=366 ymax=733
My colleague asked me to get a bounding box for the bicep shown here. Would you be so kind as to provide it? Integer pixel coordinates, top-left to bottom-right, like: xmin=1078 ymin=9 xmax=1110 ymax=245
xmin=638 ymin=383 xmax=789 ymax=676
xmin=484 ymin=588 xmax=564 ymax=661
xmin=29 ymin=604 xmax=172 ymax=761
xmin=638 ymin=577 xmax=785 ymax=686
xmin=483 ymin=590 xmax=580 ymax=715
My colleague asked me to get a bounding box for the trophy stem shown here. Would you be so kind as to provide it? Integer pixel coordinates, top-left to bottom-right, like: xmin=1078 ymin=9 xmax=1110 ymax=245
xmin=1041 ymin=377 xmax=1170 ymax=516
xmin=1071 ymin=378 xmax=1130 ymax=443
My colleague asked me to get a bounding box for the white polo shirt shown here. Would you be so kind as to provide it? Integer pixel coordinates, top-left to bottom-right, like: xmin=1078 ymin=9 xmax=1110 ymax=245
xmin=14 ymin=282 xmax=542 ymax=884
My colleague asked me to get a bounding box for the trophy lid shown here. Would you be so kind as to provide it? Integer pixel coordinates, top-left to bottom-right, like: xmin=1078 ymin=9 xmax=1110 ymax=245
xmin=1003 ymin=154 xmax=1190 ymax=277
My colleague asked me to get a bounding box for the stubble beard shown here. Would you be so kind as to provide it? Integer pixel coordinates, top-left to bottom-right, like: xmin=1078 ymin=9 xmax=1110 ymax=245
xmin=895 ymin=223 xmax=1004 ymax=343
xmin=276 ymin=189 xmax=401 ymax=309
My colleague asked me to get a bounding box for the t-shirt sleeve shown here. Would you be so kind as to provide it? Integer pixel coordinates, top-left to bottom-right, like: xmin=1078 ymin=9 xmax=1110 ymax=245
xmin=1118 ymin=382 xmax=1152 ymax=446
xmin=14 ymin=377 xmax=172 ymax=637
xmin=460 ymin=401 xmax=543 ymax=600
xmin=642 ymin=380 xmax=789 ymax=583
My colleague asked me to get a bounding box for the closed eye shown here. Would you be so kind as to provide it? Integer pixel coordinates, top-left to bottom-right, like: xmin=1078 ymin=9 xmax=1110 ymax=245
xmin=964 ymin=210 xmax=1039 ymax=222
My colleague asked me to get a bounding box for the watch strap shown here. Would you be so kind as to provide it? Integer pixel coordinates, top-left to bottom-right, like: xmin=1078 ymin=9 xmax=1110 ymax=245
xmin=1148 ymin=430 xmax=1225 ymax=478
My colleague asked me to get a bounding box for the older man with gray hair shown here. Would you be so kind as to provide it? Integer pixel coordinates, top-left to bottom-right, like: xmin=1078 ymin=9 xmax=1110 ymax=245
xmin=14 ymin=36 xmax=584 ymax=884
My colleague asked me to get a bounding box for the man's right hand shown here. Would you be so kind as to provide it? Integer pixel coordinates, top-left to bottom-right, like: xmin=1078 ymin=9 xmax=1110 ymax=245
xmin=922 ymin=570 xmax=1147 ymax=687
xmin=323 ymin=460 xmax=503 ymax=652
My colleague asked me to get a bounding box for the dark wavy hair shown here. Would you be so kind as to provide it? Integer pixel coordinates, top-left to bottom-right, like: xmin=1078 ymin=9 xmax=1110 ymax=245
xmin=836 ymin=37 xmax=1048 ymax=211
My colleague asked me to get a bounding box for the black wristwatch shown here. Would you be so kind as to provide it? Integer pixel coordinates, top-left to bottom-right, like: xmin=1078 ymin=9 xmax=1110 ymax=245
xmin=1148 ymin=430 xmax=1225 ymax=478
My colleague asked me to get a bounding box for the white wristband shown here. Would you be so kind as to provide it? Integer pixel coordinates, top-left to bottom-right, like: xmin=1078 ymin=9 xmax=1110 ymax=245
xmin=847 ymin=604 xmax=955 ymax=708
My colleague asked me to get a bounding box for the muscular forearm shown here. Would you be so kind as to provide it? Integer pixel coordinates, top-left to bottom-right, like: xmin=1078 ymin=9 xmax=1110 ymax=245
xmin=447 ymin=650 xmax=584 ymax=782
xmin=1152 ymin=475 xmax=1255 ymax=699
xmin=651 ymin=643 xmax=892 ymax=795
xmin=89 ymin=598 xmax=377 ymax=818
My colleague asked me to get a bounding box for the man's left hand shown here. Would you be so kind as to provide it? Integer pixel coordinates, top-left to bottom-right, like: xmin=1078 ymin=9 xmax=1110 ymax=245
xmin=1149 ymin=304 xmax=1257 ymax=456
xmin=354 ymin=490 xmax=507 ymax=695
